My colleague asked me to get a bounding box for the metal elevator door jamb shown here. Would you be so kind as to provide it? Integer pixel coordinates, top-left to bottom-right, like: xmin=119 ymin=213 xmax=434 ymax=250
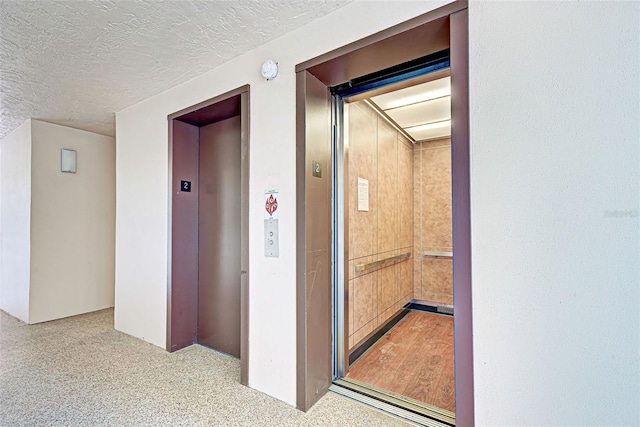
xmin=332 ymin=93 xmax=347 ymax=380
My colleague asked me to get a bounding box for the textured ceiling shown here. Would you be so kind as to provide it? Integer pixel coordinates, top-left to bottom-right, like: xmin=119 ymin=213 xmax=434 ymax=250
xmin=0 ymin=0 xmax=352 ymax=140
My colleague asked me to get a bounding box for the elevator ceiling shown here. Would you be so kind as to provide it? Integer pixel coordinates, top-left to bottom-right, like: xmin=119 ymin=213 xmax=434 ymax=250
xmin=368 ymin=76 xmax=452 ymax=142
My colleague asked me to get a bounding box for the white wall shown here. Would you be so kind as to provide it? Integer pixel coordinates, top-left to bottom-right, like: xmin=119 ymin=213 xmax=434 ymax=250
xmin=115 ymin=0 xmax=452 ymax=406
xmin=470 ymin=2 xmax=640 ymax=425
xmin=28 ymin=120 xmax=115 ymax=324
xmin=0 ymin=120 xmax=32 ymax=323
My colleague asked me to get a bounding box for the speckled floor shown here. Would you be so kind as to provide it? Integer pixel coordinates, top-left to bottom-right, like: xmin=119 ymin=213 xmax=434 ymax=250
xmin=0 ymin=309 xmax=408 ymax=426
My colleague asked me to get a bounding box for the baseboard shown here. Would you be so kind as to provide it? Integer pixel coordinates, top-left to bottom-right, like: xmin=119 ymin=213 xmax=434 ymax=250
xmin=410 ymin=300 xmax=454 ymax=316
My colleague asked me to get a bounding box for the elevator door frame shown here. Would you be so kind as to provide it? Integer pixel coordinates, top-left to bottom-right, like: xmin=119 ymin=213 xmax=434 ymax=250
xmin=166 ymin=85 xmax=250 ymax=386
xmin=295 ymin=1 xmax=472 ymax=423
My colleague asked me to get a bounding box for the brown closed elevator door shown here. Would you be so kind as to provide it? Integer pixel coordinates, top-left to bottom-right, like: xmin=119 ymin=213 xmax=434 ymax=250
xmin=198 ymin=116 xmax=241 ymax=357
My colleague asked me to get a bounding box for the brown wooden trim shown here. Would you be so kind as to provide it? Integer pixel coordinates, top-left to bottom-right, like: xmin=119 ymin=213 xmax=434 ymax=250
xmin=295 ymin=0 xmax=467 ymax=74
xmin=167 ymin=85 xmax=250 ymax=121
xmin=450 ymin=8 xmax=474 ymax=426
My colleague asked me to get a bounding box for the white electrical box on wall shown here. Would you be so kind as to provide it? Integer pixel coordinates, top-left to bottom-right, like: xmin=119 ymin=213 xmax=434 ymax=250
xmin=264 ymin=189 xmax=280 ymax=257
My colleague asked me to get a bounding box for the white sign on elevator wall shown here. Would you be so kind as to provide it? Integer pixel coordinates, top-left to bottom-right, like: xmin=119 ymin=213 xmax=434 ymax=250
xmin=264 ymin=189 xmax=279 ymax=219
xmin=357 ymin=178 xmax=369 ymax=212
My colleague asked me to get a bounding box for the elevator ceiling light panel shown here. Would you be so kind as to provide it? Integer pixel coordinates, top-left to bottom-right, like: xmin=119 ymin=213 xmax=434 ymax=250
xmin=371 ymin=77 xmax=451 ymax=110
xmin=404 ymin=120 xmax=451 ymax=142
xmin=369 ymin=76 xmax=451 ymax=142
xmin=385 ymin=96 xmax=450 ymax=129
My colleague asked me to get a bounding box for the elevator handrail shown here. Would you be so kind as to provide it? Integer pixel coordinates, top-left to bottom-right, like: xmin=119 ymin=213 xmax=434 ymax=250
xmin=423 ymin=251 xmax=453 ymax=258
xmin=355 ymin=252 xmax=411 ymax=273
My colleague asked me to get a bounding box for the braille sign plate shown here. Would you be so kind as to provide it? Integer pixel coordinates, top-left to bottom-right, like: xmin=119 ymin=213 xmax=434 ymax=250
xmin=181 ymin=181 xmax=191 ymax=192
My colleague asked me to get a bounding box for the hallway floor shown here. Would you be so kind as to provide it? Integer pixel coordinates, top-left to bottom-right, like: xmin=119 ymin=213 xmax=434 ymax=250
xmin=0 ymin=309 xmax=408 ymax=427
xmin=347 ymin=311 xmax=455 ymax=413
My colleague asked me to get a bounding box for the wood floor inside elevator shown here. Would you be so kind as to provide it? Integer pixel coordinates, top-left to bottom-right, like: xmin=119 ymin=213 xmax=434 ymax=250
xmin=346 ymin=310 xmax=455 ymax=413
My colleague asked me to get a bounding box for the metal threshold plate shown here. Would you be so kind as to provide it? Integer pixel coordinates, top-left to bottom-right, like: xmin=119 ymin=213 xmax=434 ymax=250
xmin=331 ymin=379 xmax=455 ymax=426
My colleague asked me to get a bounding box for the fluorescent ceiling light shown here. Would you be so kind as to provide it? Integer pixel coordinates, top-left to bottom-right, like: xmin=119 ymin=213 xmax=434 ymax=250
xmin=385 ymin=96 xmax=451 ymax=129
xmin=406 ymin=120 xmax=451 ymax=132
xmin=367 ymin=75 xmax=452 ymax=142
xmin=371 ymin=76 xmax=451 ymax=110
xmin=404 ymin=120 xmax=451 ymax=141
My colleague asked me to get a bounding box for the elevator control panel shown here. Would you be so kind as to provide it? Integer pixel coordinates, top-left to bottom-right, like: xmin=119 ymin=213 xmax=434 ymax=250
xmin=264 ymin=219 xmax=279 ymax=257
xmin=264 ymin=189 xmax=280 ymax=257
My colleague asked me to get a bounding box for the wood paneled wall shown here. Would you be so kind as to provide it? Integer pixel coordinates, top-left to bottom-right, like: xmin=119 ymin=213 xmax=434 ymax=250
xmin=347 ymin=101 xmax=413 ymax=349
xmin=413 ymin=139 xmax=453 ymax=305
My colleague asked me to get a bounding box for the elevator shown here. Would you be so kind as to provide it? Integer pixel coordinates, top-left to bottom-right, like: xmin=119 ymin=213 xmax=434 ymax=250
xmin=295 ymin=3 xmax=471 ymax=425
xmin=167 ymin=86 xmax=250 ymax=384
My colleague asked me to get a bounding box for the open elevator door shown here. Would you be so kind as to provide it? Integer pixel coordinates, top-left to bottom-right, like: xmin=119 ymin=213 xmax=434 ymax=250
xmin=330 ymin=49 xmax=456 ymax=427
